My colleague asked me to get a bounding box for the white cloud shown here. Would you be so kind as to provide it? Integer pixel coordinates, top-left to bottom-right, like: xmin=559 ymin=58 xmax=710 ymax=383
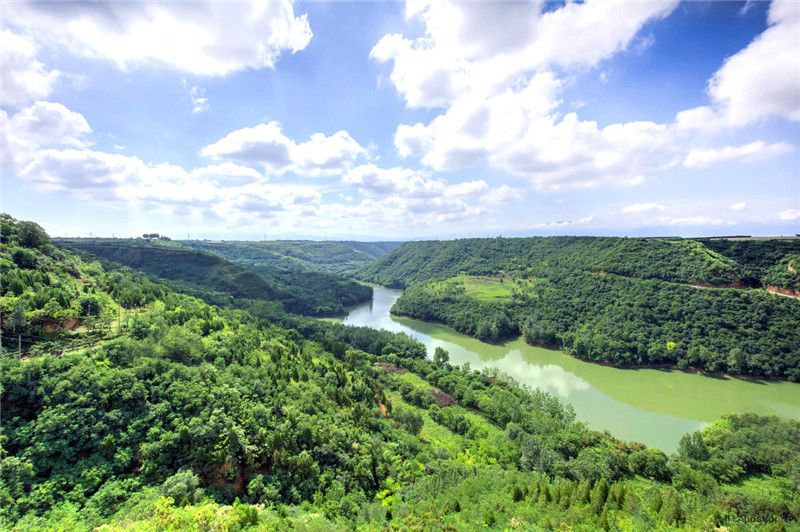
xmin=678 ymin=0 xmax=800 ymax=129
xmin=483 ymin=184 xmax=524 ymax=204
xmin=658 ymin=216 xmax=733 ymax=226
xmin=17 ymin=145 xmax=321 ymax=220
xmin=373 ymin=0 xmax=680 ymax=190
xmin=371 ymin=0 xmax=676 ymax=109
xmin=708 ymin=0 xmax=800 ymax=125
xmin=7 ymin=100 xmax=507 ymax=234
xmin=674 ymin=106 xmax=723 ymax=133
xmin=684 ymin=141 xmax=794 ymax=168
xmin=2 ymin=101 xmax=91 ymax=168
xmin=8 ymin=101 xmax=91 ymax=148
xmin=341 ymin=163 xmax=488 ymax=199
xmin=5 ymin=1 xmax=312 ymax=77
xmin=622 ymin=203 xmax=666 ymax=214
xmin=0 ymin=30 xmax=60 ymax=106
xmin=778 ymin=209 xmax=800 ymax=221
xmin=729 ymin=202 xmax=747 ymax=211
xmin=528 ymin=214 xmax=595 ymax=229
xmin=201 ymin=122 xmax=365 ymax=177
xmin=182 ymin=80 xmax=209 ymax=113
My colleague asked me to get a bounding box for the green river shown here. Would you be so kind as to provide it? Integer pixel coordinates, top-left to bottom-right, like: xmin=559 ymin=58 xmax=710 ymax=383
xmin=343 ymin=286 xmax=800 ymax=453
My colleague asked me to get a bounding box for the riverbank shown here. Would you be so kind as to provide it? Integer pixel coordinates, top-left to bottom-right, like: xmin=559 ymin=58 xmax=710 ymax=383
xmin=345 ymin=286 xmax=800 ymax=453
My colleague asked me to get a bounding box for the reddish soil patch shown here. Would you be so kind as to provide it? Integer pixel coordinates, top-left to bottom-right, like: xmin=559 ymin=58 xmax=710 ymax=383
xmin=431 ymin=390 xmax=456 ymax=407
xmin=767 ymin=285 xmax=800 ymax=298
xmin=207 ymin=458 xmax=245 ymax=494
xmin=377 ymin=400 xmax=389 ymax=417
xmin=375 ymin=362 xmax=406 ymax=374
xmin=39 ymin=318 xmax=81 ymax=333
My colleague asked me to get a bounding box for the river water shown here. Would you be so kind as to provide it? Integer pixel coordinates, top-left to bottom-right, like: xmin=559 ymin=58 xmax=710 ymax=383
xmin=343 ymin=286 xmax=800 ymax=453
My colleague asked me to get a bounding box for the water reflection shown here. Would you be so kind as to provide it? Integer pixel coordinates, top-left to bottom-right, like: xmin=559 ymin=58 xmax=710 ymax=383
xmin=344 ymin=287 xmax=799 ymax=453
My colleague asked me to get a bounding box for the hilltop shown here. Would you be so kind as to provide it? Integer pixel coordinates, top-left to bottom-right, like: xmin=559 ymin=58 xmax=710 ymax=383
xmin=182 ymin=239 xmax=401 ymax=275
xmin=56 ymin=238 xmax=372 ymax=317
xmin=358 ymin=236 xmax=800 ymax=380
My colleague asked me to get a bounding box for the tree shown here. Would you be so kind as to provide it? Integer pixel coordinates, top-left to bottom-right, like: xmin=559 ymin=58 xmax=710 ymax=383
xmin=160 ymin=470 xmax=203 ymax=506
xmin=628 ymin=449 xmax=670 ymax=481
xmin=433 ymin=346 xmax=450 ymax=367
xmin=678 ymin=432 xmax=709 ymax=461
xmin=16 ymin=221 xmax=50 ymax=249
xmin=10 ymin=300 xmax=28 ymax=335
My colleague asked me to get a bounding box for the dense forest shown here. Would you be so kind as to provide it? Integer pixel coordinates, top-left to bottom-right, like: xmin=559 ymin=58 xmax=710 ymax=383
xmin=362 ymin=237 xmax=800 ymax=380
xmin=182 ymin=239 xmax=401 ymax=275
xmin=56 ymin=239 xmax=372 ymax=317
xmin=701 ymin=238 xmax=800 ymax=293
xmin=356 ymin=237 xmax=746 ymax=288
xmin=3 ymin=214 xmax=799 ymax=530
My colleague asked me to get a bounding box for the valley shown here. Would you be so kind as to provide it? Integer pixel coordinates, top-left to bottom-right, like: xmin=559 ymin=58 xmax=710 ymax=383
xmin=344 ymin=286 xmax=800 ymax=453
xmin=2 ymin=215 xmax=799 ymax=530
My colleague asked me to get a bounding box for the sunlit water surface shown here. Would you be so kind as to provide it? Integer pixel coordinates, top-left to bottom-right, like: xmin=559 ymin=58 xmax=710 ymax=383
xmin=343 ymin=287 xmax=800 ymax=452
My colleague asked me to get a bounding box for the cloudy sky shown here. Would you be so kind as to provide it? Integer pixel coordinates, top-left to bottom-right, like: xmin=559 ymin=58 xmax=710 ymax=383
xmin=1 ymin=0 xmax=798 ymax=239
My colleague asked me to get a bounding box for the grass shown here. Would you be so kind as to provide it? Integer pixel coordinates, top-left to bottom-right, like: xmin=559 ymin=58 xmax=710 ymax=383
xmin=425 ymin=275 xmax=550 ymax=302
xmin=386 ymin=390 xmax=463 ymax=455
xmin=395 ymin=371 xmax=436 ymax=390
xmin=426 ymin=275 xmax=514 ymax=301
xmin=387 ymin=371 xmax=504 ymax=455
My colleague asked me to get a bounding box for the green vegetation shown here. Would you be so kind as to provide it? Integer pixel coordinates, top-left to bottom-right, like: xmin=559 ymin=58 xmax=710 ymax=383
xmin=702 ymin=238 xmax=800 ymax=291
xmin=365 ymin=237 xmax=800 ymax=379
xmin=425 ymin=275 xmax=520 ymax=302
xmin=3 ymin=215 xmax=799 ymax=530
xmin=763 ymin=254 xmax=800 ymax=293
xmin=183 ymin=239 xmax=401 ymax=275
xmin=357 ymin=236 xmax=743 ymax=287
xmin=57 ymin=238 xmax=371 ymax=317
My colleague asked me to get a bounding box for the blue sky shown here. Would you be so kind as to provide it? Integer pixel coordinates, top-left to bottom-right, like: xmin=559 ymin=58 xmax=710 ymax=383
xmin=1 ymin=0 xmax=798 ymax=239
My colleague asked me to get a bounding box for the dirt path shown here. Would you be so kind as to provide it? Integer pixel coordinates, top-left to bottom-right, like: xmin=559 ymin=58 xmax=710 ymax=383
xmin=766 ymin=286 xmax=800 ymax=299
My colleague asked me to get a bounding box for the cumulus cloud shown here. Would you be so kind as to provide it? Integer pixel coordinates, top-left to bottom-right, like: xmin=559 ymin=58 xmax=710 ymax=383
xmin=373 ymin=0 xmax=680 ymax=189
xmin=683 ymin=141 xmax=794 ymax=168
xmin=17 ymin=144 xmax=322 ymax=221
xmin=201 ymin=122 xmax=366 ymax=177
xmin=338 ymin=163 xmax=525 ymax=226
xmin=342 ymin=163 xmax=489 ymax=200
xmin=708 ymin=0 xmax=800 ymax=126
xmin=6 ymin=100 xmax=510 ymax=235
xmin=182 ymin=80 xmax=209 ymax=113
xmin=482 ymin=184 xmax=524 ymax=204
xmin=622 ymin=203 xmax=666 ymax=214
xmin=729 ymin=202 xmax=747 ymax=211
xmin=0 ymin=30 xmax=60 ymax=106
xmin=2 ymin=101 xmax=92 ymax=169
xmin=779 ymin=209 xmax=800 ymax=221
xmin=658 ymin=216 xmax=733 ymax=227
xmin=372 ymin=0 xmax=676 ymax=109
xmin=4 ymin=0 xmax=312 ymax=76
xmin=678 ymin=0 xmax=800 ymax=130
xmin=8 ymin=101 xmax=91 ymax=148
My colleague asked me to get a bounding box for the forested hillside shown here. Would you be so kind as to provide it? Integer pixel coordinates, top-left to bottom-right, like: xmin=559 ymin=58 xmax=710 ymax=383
xmin=3 ymin=214 xmax=799 ymax=530
xmin=357 ymin=237 xmax=743 ymax=288
xmin=361 ymin=237 xmax=800 ymax=380
xmin=183 ymin=239 xmax=401 ymax=275
xmin=701 ymin=238 xmax=800 ymax=293
xmin=56 ymin=239 xmax=371 ymax=317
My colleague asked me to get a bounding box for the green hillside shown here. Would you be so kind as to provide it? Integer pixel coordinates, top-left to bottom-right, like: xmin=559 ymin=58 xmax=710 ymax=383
xmin=4 ymin=214 xmax=800 ymax=530
xmin=701 ymin=238 xmax=800 ymax=292
xmin=356 ymin=237 xmax=742 ymax=288
xmin=183 ymin=239 xmax=401 ymax=275
xmin=360 ymin=237 xmax=800 ymax=379
xmin=56 ymin=238 xmax=371 ymax=317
